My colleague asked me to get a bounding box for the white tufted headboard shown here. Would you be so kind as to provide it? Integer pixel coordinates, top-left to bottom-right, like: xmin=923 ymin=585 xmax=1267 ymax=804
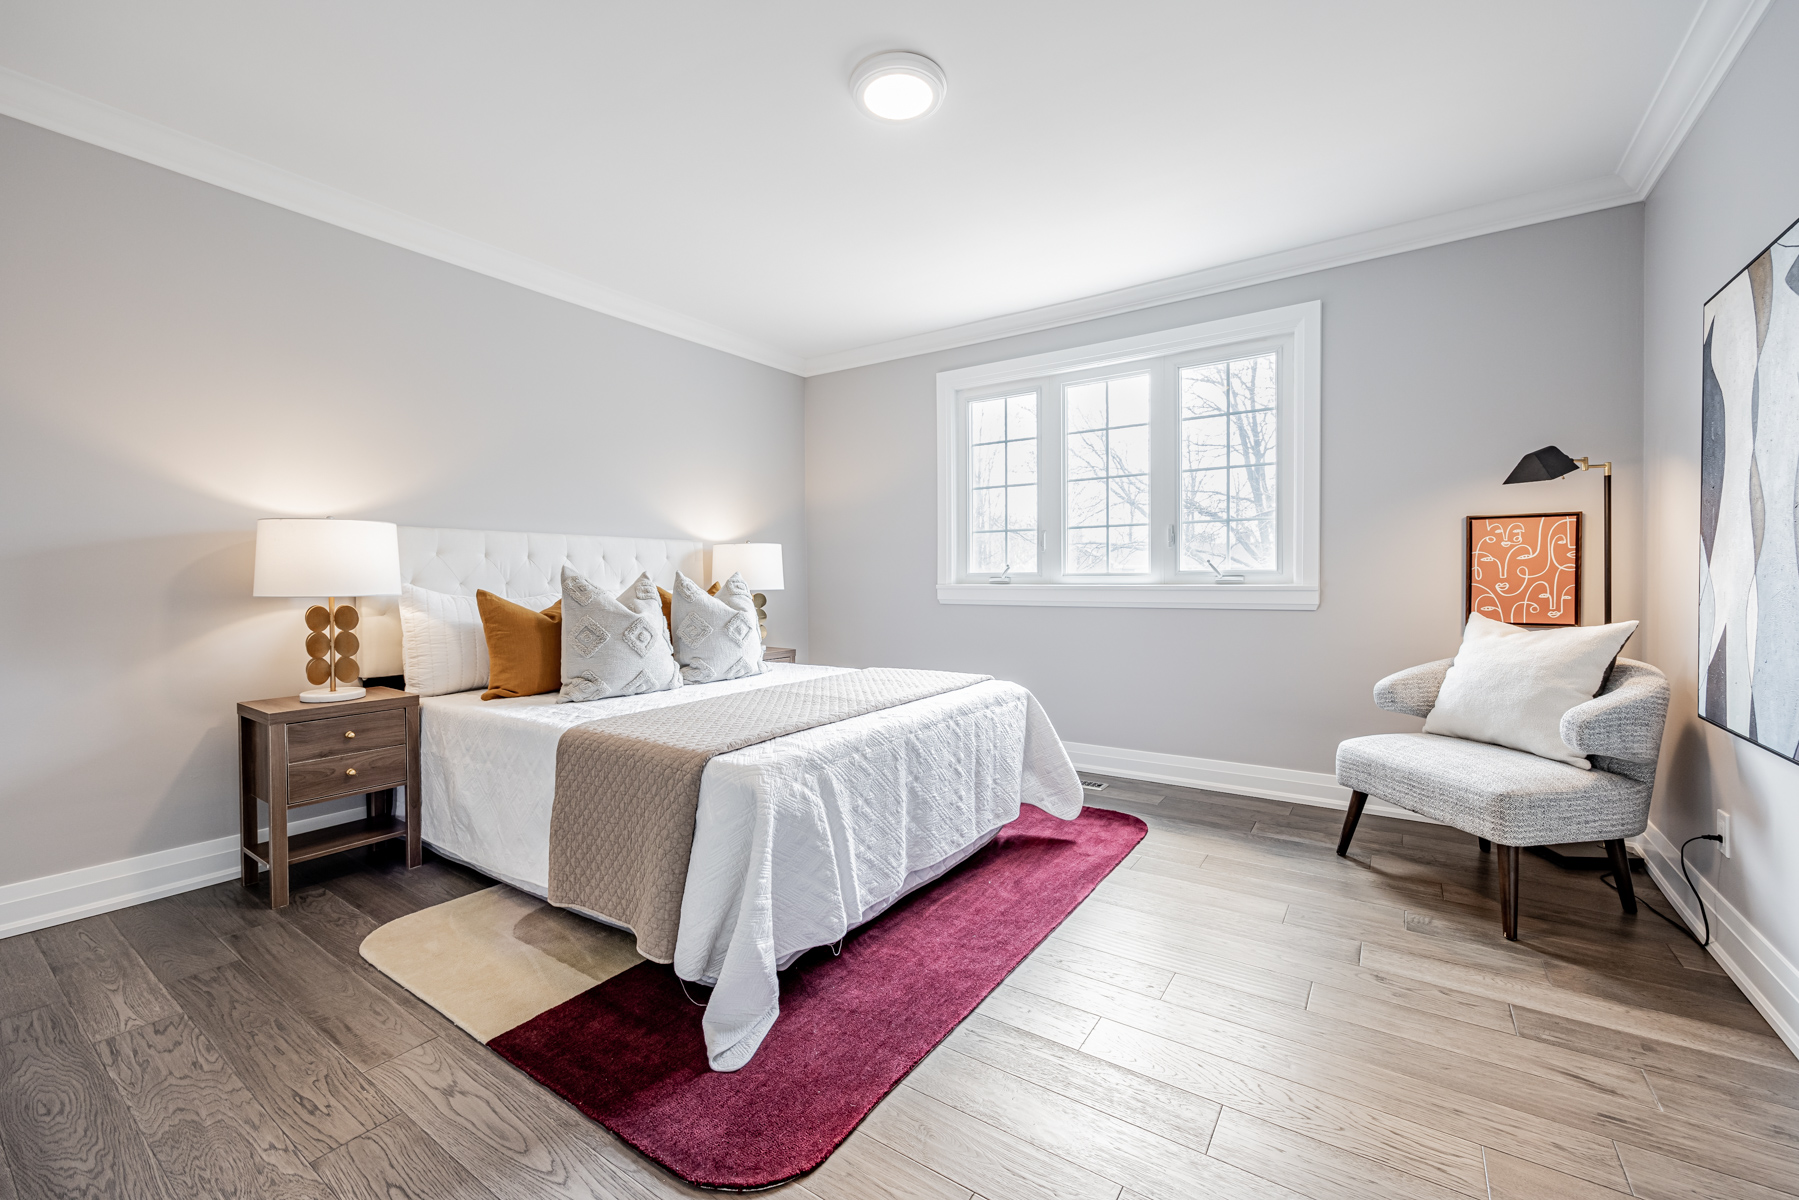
xmin=357 ymin=526 xmax=704 ymax=678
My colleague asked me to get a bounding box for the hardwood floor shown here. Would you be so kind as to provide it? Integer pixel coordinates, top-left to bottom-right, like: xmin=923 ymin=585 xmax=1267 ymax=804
xmin=2 ymin=780 xmax=1795 ymax=1199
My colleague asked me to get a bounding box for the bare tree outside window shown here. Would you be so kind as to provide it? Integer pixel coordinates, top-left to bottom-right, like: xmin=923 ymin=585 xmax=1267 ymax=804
xmin=947 ymin=305 xmax=1315 ymax=601
xmin=1065 ymin=373 xmax=1150 ymax=573
xmin=968 ymin=392 xmax=1038 ymax=573
xmin=1180 ymin=354 xmax=1277 ymax=571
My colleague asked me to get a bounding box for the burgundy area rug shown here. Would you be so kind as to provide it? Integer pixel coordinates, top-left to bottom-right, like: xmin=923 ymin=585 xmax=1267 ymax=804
xmin=489 ymin=804 xmax=1146 ymax=1189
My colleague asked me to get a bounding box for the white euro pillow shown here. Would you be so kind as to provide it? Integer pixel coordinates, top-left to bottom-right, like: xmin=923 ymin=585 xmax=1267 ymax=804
xmin=399 ymin=583 xmax=558 ymax=696
xmin=559 ymin=567 xmax=682 ymax=702
xmin=670 ymin=571 xmax=765 ymax=683
xmin=1423 ymin=613 xmax=1638 ymax=768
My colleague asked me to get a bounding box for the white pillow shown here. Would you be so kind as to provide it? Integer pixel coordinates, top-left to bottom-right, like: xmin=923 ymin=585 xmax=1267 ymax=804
xmin=399 ymin=583 xmax=558 ymax=697
xmin=670 ymin=571 xmax=765 ymax=683
xmin=1423 ymin=613 xmax=1638 ymax=768
xmin=559 ymin=568 xmax=683 ymax=702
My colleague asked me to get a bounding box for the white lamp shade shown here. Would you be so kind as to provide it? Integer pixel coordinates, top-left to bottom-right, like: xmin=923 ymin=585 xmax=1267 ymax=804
xmin=711 ymin=543 xmax=784 ymax=591
xmin=253 ymin=519 xmax=401 ymax=598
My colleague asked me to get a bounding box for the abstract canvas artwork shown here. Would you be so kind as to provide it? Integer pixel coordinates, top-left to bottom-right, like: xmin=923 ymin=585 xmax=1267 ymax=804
xmin=1701 ymin=214 xmax=1799 ymax=763
xmin=1466 ymin=513 xmax=1581 ymax=626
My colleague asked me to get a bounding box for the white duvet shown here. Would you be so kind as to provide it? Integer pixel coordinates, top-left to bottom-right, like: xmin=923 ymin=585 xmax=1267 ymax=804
xmin=417 ymin=663 xmax=1083 ymax=1070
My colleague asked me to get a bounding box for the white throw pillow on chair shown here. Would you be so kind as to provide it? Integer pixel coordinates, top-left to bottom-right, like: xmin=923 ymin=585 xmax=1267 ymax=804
xmin=1423 ymin=613 xmax=1638 ymax=768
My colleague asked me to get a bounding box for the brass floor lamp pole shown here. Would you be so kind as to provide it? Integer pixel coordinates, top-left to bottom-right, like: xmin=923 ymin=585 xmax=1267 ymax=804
xmin=1573 ymin=457 xmax=1612 ymax=625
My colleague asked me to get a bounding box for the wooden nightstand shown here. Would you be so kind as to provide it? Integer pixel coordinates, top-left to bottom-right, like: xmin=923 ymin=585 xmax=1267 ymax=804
xmin=762 ymin=646 xmax=797 ymax=663
xmin=237 ymin=686 xmax=420 ymax=907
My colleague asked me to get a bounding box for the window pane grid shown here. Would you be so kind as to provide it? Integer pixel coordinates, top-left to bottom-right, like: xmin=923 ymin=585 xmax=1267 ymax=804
xmin=969 ymin=392 xmax=1038 ymax=574
xmin=1180 ymin=354 xmax=1277 ymax=572
xmin=1065 ymin=374 xmax=1150 ymax=574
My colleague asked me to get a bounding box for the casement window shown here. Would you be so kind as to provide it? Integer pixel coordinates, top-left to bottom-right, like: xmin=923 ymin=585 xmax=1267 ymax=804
xmin=937 ymin=302 xmax=1320 ymax=609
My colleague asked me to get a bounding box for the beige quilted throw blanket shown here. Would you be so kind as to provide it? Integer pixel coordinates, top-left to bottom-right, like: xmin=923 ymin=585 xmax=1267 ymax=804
xmin=548 ymin=667 xmax=990 ymax=961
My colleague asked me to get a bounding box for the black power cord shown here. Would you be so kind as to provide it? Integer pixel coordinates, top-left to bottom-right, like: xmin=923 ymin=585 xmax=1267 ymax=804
xmin=1600 ymin=834 xmax=1724 ymax=947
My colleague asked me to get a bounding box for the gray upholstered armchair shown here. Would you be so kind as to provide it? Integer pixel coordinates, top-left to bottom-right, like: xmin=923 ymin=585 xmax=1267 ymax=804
xmin=1334 ymin=657 xmax=1670 ymax=940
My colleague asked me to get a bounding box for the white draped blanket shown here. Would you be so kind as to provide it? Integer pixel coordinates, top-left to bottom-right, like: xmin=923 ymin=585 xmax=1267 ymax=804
xmin=417 ymin=663 xmax=1084 ymax=1069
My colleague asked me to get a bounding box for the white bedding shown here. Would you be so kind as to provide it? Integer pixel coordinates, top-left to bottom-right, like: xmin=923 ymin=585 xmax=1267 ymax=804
xmin=417 ymin=663 xmax=1083 ymax=1070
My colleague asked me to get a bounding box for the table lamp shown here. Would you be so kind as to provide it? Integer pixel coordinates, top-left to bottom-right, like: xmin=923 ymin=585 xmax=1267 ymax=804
xmin=711 ymin=543 xmax=784 ymax=640
xmin=1502 ymin=446 xmax=1611 ymax=623
xmin=253 ymin=518 xmax=402 ymax=702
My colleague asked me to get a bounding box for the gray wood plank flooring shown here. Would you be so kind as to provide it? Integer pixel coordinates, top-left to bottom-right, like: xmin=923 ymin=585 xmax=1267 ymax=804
xmin=33 ymin=917 xmax=179 ymax=1044
xmin=167 ymin=961 xmax=400 ymax=1162
xmin=0 ymin=780 xmax=1794 ymax=1199
xmin=94 ymin=1013 xmax=333 ymax=1200
xmin=0 ymin=1004 xmax=175 ymax=1200
xmin=0 ymin=938 xmax=62 ymax=1026
xmin=0 ymin=1127 xmax=18 ymax=1200
xmin=107 ymin=897 xmax=241 ymax=988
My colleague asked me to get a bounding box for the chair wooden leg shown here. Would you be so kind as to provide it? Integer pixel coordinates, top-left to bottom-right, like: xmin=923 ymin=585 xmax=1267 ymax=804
xmin=1605 ymin=839 xmax=1638 ymax=915
xmin=1478 ymin=837 xmax=1491 ymax=853
xmin=1497 ymin=844 xmax=1520 ymax=940
xmin=1337 ymin=792 xmax=1368 ymax=857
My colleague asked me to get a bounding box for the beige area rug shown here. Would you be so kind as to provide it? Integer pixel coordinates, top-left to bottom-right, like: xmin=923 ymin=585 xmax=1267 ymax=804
xmin=359 ymin=885 xmax=644 ymax=1042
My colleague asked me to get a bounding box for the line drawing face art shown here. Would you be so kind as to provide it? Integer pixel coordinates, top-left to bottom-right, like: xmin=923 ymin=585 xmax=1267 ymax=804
xmin=1467 ymin=513 xmax=1581 ymax=627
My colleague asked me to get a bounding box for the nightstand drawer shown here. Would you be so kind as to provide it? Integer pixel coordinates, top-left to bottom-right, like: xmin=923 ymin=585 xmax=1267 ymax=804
xmin=287 ymin=708 xmax=407 ymax=762
xmin=287 ymin=744 xmax=408 ymax=805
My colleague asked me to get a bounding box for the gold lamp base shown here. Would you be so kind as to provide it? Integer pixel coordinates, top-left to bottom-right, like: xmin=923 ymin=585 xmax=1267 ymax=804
xmin=302 ymin=597 xmax=365 ymax=701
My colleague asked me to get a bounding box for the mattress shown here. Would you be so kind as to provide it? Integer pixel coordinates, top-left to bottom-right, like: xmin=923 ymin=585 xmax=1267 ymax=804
xmin=417 ymin=662 xmax=1084 ymax=1069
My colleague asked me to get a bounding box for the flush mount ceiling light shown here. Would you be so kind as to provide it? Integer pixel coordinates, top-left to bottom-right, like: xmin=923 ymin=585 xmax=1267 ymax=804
xmin=851 ymin=51 xmax=947 ymax=121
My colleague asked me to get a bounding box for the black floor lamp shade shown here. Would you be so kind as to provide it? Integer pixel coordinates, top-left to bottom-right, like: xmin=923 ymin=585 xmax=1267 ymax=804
xmin=1500 ymin=443 xmax=1611 ymax=623
xmin=1504 ymin=445 xmax=1581 ymax=484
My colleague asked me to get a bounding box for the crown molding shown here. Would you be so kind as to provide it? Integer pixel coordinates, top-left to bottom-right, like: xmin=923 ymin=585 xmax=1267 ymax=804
xmin=800 ymin=173 xmax=1639 ymax=376
xmin=0 ymin=69 xmax=805 ymax=375
xmin=797 ymin=0 xmax=1771 ymax=378
xmin=1615 ymin=0 xmax=1772 ymax=195
xmin=2 ymin=0 xmax=1768 ymax=384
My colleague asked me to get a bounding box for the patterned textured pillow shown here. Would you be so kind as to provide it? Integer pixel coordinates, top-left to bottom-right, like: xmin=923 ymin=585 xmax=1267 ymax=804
xmin=558 ymin=568 xmax=682 ymax=703
xmin=657 ymin=580 xmax=720 ymax=634
xmin=670 ymin=571 xmax=765 ymax=683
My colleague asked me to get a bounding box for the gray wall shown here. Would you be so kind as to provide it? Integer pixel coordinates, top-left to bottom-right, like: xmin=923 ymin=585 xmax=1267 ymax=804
xmin=806 ymin=206 xmax=1645 ymax=773
xmin=1641 ymin=0 xmax=1799 ymax=1017
xmin=0 ymin=116 xmax=805 ymax=888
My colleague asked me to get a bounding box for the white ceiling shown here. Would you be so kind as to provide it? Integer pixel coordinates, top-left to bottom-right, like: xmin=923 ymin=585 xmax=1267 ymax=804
xmin=0 ymin=1 xmax=1767 ymax=374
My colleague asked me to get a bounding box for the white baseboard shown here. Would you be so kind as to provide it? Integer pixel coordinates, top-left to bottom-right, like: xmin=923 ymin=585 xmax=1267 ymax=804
xmin=1 ymin=743 xmax=1456 ymax=941
xmin=1062 ymin=741 xmax=1440 ymax=825
xmin=0 ymin=805 xmax=367 ymax=940
xmin=1636 ymin=824 xmax=1799 ymax=1058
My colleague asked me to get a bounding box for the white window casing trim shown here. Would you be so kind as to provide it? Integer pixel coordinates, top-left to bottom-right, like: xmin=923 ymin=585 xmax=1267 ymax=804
xmin=936 ymin=301 xmax=1321 ymax=610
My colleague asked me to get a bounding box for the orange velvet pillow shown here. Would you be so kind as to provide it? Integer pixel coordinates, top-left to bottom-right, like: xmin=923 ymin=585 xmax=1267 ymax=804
xmin=657 ymin=581 xmax=721 ymax=635
xmin=477 ymin=590 xmax=562 ymax=700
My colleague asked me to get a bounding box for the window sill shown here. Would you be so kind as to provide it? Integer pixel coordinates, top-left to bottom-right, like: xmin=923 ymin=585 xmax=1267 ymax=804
xmin=935 ymin=583 xmax=1319 ymax=610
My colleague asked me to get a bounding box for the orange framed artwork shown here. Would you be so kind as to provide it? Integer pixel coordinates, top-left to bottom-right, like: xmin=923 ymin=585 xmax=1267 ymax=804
xmin=1465 ymin=512 xmax=1582 ymax=627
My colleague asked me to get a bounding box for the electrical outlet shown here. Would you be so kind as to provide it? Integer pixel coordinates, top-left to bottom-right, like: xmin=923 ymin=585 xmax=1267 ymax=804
xmin=1716 ymin=809 xmax=1732 ymax=859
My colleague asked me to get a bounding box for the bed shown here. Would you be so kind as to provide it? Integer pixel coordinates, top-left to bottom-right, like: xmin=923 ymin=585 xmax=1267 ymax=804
xmin=359 ymin=526 xmax=1084 ymax=1070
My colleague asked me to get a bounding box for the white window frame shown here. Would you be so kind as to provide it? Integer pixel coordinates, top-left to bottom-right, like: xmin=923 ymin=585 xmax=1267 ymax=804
xmin=936 ymin=301 xmax=1320 ymax=609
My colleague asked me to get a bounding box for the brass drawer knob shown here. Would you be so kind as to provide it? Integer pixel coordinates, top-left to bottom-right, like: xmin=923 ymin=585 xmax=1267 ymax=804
xmin=344 ymin=730 xmax=357 ymax=739
xmin=345 ymin=768 xmax=358 ymax=777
